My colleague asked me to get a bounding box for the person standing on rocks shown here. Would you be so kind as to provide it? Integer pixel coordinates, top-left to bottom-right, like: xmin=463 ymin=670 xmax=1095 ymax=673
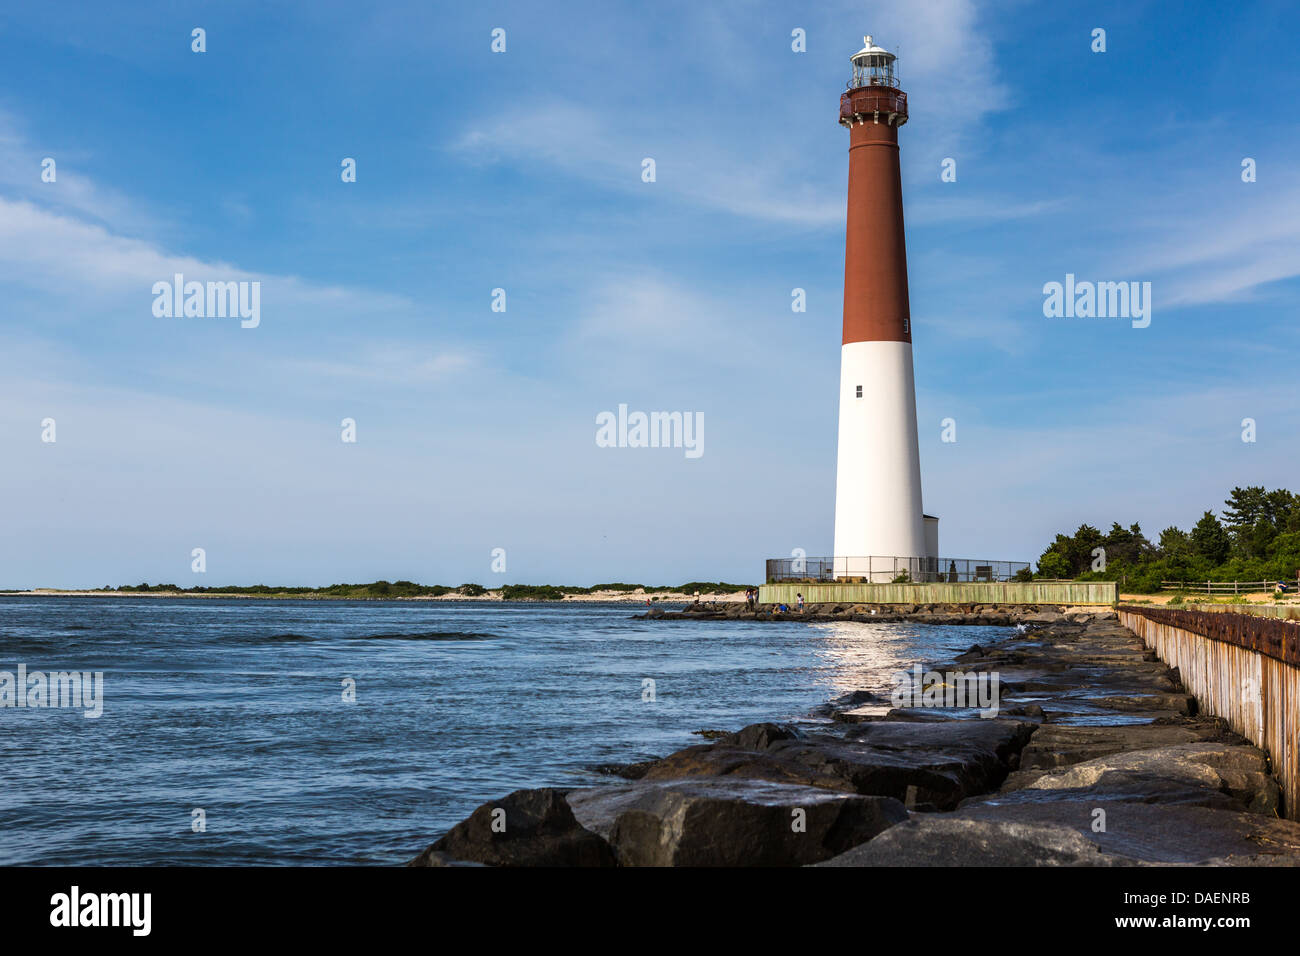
xmin=797 ymin=593 xmax=805 ymax=612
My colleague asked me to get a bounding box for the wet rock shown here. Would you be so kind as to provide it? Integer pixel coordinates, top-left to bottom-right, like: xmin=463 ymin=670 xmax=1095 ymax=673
xmin=566 ymin=778 xmax=907 ymax=866
xmin=1022 ymin=742 xmax=1280 ymax=814
xmin=952 ymin=795 xmax=1300 ymax=864
xmin=833 ymin=705 xmax=896 ymax=723
xmin=816 ymin=816 xmax=1138 ymax=867
xmin=810 ymin=690 xmax=891 ymax=719
xmin=409 ymin=788 xmax=615 ymax=867
xmin=633 ymin=719 xmax=1034 ymax=811
xmin=995 ymin=703 xmax=1045 ymax=720
xmin=719 ymin=722 xmax=802 ymax=749
xmin=590 ymin=760 xmax=654 ymax=780
xmin=1021 ymin=611 xmax=1066 ymax=624
xmin=1014 ymin=723 xmax=1228 ymax=773
xmin=1088 ymin=693 xmax=1195 ymax=715
xmin=993 ymin=771 xmax=1248 ymax=810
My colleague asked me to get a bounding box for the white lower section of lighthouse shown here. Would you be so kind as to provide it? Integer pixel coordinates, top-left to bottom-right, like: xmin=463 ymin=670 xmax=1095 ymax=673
xmin=832 ymin=340 xmax=929 ymax=581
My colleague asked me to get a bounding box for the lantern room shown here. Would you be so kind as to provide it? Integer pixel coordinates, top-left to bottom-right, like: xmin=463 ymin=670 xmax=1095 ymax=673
xmin=849 ymin=35 xmax=899 ymax=90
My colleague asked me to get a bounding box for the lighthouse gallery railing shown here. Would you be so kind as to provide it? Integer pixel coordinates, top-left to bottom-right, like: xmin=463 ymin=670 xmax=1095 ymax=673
xmin=765 ymin=556 xmax=1030 ymax=584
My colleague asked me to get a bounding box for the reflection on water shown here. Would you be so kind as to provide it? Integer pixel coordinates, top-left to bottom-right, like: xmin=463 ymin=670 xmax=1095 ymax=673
xmin=806 ymin=620 xmax=1008 ymax=697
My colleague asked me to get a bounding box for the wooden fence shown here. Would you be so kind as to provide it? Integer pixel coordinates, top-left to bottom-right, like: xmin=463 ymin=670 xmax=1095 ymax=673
xmin=1118 ymin=606 xmax=1300 ymax=820
xmin=1161 ymin=580 xmax=1290 ymax=594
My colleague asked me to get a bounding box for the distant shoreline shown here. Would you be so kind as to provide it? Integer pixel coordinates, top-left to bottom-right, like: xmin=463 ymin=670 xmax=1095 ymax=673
xmin=0 ymin=588 xmax=749 ymax=604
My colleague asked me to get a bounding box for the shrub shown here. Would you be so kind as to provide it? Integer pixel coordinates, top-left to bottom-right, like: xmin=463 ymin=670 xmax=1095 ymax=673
xmin=1035 ymin=551 xmax=1070 ymax=579
xmin=676 ymin=582 xmax=753 ymax=594
xmin=501 ymin=584 xmax=565 ymax=601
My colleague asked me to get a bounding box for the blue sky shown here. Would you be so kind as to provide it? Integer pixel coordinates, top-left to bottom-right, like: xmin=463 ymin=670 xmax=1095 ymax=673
xmin=2 ymin=0 xmax=1299 ymax=588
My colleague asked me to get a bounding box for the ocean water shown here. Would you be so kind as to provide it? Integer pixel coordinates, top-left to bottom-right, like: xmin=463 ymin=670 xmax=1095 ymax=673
xmin=0 ymin=597 xmax=1005 ymax=865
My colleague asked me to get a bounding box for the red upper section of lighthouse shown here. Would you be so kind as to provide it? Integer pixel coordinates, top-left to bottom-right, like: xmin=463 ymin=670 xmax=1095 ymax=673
xmin=840 ymin=36 xmax=911 ymax=346
xmin=839 ymin=86 xmax=908 ymax=127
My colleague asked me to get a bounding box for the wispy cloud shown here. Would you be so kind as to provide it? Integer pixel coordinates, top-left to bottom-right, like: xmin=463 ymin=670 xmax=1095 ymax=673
xmin=454 ymin=101 xmax=844 ymax=226
xmin=1122 ymin=185 xmax=1300 ymax=307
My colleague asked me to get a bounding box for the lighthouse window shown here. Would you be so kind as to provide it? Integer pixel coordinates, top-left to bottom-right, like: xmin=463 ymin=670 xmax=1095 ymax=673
xmin=903 ymin=317 xmax=910 ymax=333
xmin=855 ymin=385 xmax=863 ymax=398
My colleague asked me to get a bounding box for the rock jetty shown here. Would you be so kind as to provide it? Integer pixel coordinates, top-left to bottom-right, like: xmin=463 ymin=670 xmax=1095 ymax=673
xmin=648 ymin=600 xmax=1103 ymax=626
xmin=409 ymin=611 xmax=1300 ymax=866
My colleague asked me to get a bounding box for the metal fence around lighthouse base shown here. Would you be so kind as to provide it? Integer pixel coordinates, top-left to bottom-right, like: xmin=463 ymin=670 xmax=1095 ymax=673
xmin=765 ymin=556 xmax=1030 ymax=585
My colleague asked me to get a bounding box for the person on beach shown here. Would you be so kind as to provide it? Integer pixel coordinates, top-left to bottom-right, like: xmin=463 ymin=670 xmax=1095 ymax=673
xmin=796 ymin=592 xmax=804 ymax=612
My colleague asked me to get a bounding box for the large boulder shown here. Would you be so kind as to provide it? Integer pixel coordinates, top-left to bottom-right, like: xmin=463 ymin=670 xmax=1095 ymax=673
xmin=1014 ymin=723 xmax=1213 ymax=772
xmin=566 ymin=778 xmax=907 ymax=866
xmin=408 ymin=788 xmax=615 ymax=867
xmin=953 ymin=792 xmax=1300 ymax=864
xmin=1021 ymin=742 xmax=1279 ymax=814
xmin=633 ymin=720 xmax=1034 ymax=810
xmin=816 ymin=816 xmax=1137 ymax=867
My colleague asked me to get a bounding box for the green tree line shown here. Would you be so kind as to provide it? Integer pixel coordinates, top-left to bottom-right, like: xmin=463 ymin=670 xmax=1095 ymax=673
xmin=1035 ymin=486 xmax=1300 ymax=592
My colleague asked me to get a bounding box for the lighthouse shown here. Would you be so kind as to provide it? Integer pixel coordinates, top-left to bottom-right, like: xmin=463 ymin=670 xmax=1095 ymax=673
xmin=832 ymin=36 xmax=935 ymax=581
